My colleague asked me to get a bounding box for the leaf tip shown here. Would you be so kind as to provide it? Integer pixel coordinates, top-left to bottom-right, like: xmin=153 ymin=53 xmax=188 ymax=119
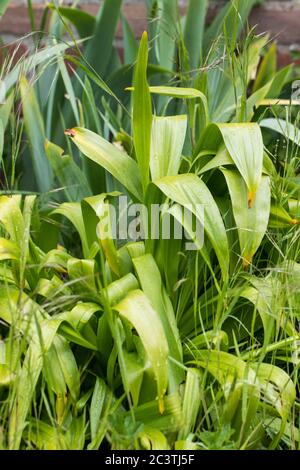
xmin=247 ymin=191 xmax=256 ymax=209
xmin=158 ymin=398 xmax=165 ymax=415
xmin=242 ymin=255 xmax=252 ymax=270
xmin=64 ymin=128 xmax=76 ymax=138
xmin=290 ymin=218 xmax=299 ymax=226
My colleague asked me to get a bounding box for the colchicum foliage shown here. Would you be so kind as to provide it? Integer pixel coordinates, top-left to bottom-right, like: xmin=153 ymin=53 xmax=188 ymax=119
xmin=0 ymin=0 xmax=299 ymax=451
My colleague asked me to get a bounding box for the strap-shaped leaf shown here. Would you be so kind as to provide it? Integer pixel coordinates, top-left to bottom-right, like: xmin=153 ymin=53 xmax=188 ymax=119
xmin=218 ymin=123 xmax=264 ymax=207
xmin=19 ymin=76 xmax=53 ymax=192
xmin=150 ymin=115 xmax=187 ymax=180
xmin=222 ymin=169 xmax=271 ymax=267
xmin=154 ymin=174 xmax=229 ymax=282
xmin=65 ymin=127 xmax=143 ymax=201
xmin=133 ymin=254 xmax=184 ymax=391
xmin=260 ymin=118 xmax=300 ymax=147
xmin=114 ymin=289 xmax=169 ymax=413
xmin=201 ymin=123 xmax=264 ymax=207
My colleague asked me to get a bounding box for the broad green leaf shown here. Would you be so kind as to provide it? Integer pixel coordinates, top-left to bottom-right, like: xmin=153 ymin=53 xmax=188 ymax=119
xmin=216 ymin=123 xmax=264 ymax=207
xmin=45 ymin=140 xmax=91 ymax=201
xmin=122 ymin=351 xmax=145 ymax=406
xmin=81 ymin=193 xmax=119 ymax=249
xmin=246 ymin=64 xmax=291 ymax=120
xmin=0 ymin=337 xmax=18 ymax=386
xmin=150 ymin=115 xmax=187 ymax=180
xmin=166 ymin=203 xmax=217 ymax=288
xmin=52 ymin=335 xmax=80 ymax=402
xmin=193 ymin=350 xmax=257 ymax=388
xmin=289 ymin=199 xmax=300 ymax=219
xmin=52 ymin=202 xmax=89 ymax=257
xmin=149 ymin=86 xmax=207 ymax=101
xmin=177 ymin=368 xmax=202 ymax=440
xmin=269 ymin=204 xmax=298 ymax=229
xmin=0 ymin=238 xmax=20 ymax=261
xmin=267 ymin=65 xmax=292 ymax=99
xmin=193 ymin=349 xmax=260 ymax=442
xmin=43 ymin=339 xmax=68 ymax=398
xmin=26 ymin=419 xmax=67 ymax=450
xmin=65 ymin=128 xmax=143 ymax=201
xmin=114 ymin=289 xmax=169 ymax=413
xmin=184 ymin=330 xmax=229 ymax=358
xmin=41 ymin=248 xmax=72 ymax=272
xmin=222 ymin=170 xmax=271 ymax=267
xmin=253 ymin=43 xmax=277 ymax=93
xmin=19 ymin=195 xmax=36 ymax=286
xmin=88 ymin=378 xmax=113 ymax=450
xmin=64 ymin=415 xmax=86 ymax=450
xmin=239 ymin=283 xmax=276 ymax=350
xmin=133 ymin=254 xmax=184 ymax=391
xmin=184 ymin=0 xmax=208 ymax=68
xmin=0 ymin=195 xmax=24 ymax=246
xmin=104 ymin=273 xmax=139 ymax=306
xmin=175 ymin=441 xmax=200 ymax=450
xmin=198 ymin=147 xmax=233 ymax=174
xmin=9 ymin=318 xmax=62 ymax=448
xmin=156 ymin=0 xmax=178 ymax=70
xmin=20 ymin=75 xmax=53 ymax=192
xmin=35 ymin=276 xmax=71 ymax=298
xmin=260 ymin=119 xmax=300 ymax=147
xmin=246 ymin=35 xmax=269 ymax=83
xmin=139 ymin=426 xmax=170 ymax=450
xmin=93 ymin=198 xmax=120 ymax=276
xmin=90 ymin=377 xmax=108 ymax=441
xmin=67 ymin=257 xmax=97 ymax=295
xmin=133 ymin=31 xmax=152 ymax=193
xmin=128 ymin=85 xmax=209 ymax=101
xmin=246 ymin=82 xmax=272 ymax=121
xmin=0 ymin=364 xmax=15 ymax=387
xmin=251 ymin=362 xmax=296 ymax=447
xmin=123 ymin=393 xmax=183 ymax=432
xmin=0 ymin=285 xmax=45 ymax=331
xmin=121 ymin=14 xmax=138 ymax=64
xmin=154 ymin=174 xmax=229 ymax=282
xmin=50 ymin=5 xmax=96 ymax=38
xmin=60 ymin=302 xmax=99 ymax=331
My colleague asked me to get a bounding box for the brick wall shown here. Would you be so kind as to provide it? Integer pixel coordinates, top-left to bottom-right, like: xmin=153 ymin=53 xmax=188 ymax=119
xmin=1 ymin=1 xmax=300 ymax=66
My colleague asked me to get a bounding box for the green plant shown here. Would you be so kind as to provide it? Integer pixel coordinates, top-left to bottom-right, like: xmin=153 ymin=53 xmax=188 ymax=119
xmin=2 ymin=0 xmax=294 ymax=199
xmin=0 ymin=30 xmax=299 ymax=451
